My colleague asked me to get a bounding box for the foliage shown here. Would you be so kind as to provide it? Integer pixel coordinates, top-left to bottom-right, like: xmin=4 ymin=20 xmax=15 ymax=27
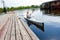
xmin=0 ymin=5 xmax=40 ymax=13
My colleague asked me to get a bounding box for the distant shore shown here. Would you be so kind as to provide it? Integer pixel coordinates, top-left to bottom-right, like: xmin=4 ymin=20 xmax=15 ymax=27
xmin=0 ymin=5 xmax=40 ymax=13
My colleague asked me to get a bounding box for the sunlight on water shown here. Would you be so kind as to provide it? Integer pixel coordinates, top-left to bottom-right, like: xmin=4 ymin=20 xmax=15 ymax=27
xmin=50 ymin=38 xmax=57 ymax=40
xmin=43 ymin=15 xmax=60 ymax=23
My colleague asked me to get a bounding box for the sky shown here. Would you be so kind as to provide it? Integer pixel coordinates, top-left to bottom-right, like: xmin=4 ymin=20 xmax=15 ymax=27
xmin=0 ymin=0 xmax=54 ymax=8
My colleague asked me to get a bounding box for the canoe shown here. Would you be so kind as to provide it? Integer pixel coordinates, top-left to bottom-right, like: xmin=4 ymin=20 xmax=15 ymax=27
xmin=24 ymin=18 xmax=44 ymax=31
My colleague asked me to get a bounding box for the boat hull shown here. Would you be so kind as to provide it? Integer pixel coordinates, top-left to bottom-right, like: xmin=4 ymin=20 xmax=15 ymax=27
xmin=24 ymin=18 xmax=44 ymax=31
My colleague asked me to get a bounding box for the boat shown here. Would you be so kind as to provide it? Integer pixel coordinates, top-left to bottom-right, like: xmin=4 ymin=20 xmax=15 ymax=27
xmin=24 ymin=17 xmax=44 ymax=31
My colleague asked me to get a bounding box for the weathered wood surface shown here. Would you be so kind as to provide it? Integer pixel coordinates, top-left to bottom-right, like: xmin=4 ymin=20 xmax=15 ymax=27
xmin=0 ymin=11 xmax=39 ymax=40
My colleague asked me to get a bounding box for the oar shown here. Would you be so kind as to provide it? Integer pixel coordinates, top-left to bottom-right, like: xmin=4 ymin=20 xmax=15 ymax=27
xmin=29 ymin=9 xmax=35 ymax=16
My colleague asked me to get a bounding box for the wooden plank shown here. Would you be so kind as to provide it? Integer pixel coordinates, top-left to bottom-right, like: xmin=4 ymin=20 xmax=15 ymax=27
xmin=15 ymin=17 xmax=22 ymax=40
xmin=4 ymin=16 xmax=13 ymax=40
xmin=0 ymin=15 xmax=11 ymax=40
xmin=11 ymin=16 xmax=15 ymax=40
xmin=0 ymin=20 xmax=9 ymax=40
xmin=0 ymin=14 xmax=9 ymax=30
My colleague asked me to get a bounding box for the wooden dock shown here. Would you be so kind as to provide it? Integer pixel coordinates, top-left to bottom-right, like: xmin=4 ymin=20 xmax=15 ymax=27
xmin=0 ymin=12 xmax=39 ymax=40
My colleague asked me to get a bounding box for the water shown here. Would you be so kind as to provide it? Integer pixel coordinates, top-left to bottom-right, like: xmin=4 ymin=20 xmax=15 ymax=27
xmin=15 ymin=9 xmax=60 ymax=40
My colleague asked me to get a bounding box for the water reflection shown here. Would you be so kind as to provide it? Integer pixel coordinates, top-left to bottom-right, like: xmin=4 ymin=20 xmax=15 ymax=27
xmin=43 ymin=9 xmax=60 ymax=16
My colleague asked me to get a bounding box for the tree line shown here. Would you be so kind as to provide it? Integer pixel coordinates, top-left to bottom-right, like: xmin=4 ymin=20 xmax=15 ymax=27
xmin=0 ymin=5 xmax=40 ymax=13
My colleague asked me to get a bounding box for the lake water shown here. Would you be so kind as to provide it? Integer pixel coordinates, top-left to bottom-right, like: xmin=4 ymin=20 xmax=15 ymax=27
xmin=15 ymin=8 xmax=60 ymax=40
